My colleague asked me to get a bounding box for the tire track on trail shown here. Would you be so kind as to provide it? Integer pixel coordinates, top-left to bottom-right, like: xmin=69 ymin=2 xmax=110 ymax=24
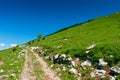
xmin=20 ymin=49 xmax=36 ymax=80
xmin=29 ymin=49 xmax=61 ymax=80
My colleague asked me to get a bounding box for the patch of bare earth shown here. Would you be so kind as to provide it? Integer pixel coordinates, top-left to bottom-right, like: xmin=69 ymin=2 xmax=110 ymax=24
xmin=20 ymin=50 xmax=36 ymax=80
xmin=30 ymin=49 xmax=61 ymax=80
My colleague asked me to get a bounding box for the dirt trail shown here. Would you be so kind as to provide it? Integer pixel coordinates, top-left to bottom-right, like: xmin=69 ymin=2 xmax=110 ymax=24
xmin=30 ymin=49 xmax=61 ymax=80
xmin=20 ymin=49 xmax=36 ymax=80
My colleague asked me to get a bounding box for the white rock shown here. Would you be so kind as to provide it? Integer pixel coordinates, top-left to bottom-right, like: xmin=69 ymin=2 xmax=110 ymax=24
xmin=99 ymin=58 xmax=108 ymax=66
xmin=90 ymin=72 xmax=96 ymax=77
xmin=78 ymin=73 xmax=81 ymax=77
xmin=64 ymin=39 xmax=67 ymax=41
xmin=54 ymin=54 xmax=59 ymax=59
xmin=110 ymin=55 xmax=113 ymax=58
xmin=68 ymin=57 xmax=72 ymax=61
xmin=0 ymin=75 xmax=9 ymax=79
xmin=0 ymin=69 xmax=4 ymax=73
xmin=85 ymin=50 xmax=90 ymax=53
xmin=91 ymin=69 xmax=106 ymax=78
xmin=61 ymin=54 xmax=66 ymax=58
xmin=81 ymin=60 xmax=91 ymax=69
xmin=87 ymin=44 xmax=96 ymax=50
xmin=50 ymin=64 xmax=54 ymax=68
xmin=69 ymin=68 xmax=77 ymax=74
xmin=71 ymin=61 xmax=75 ymax=67
xmin=10 ymin=74 xmax=16 ymax=78
xmin=62 ymin=66 xmax=66 ymax=71
xmin=110 ymin=76 xmax=116 ymax=80
xmin=31 ymin=46 xmax=39 ymax=50
xmin=111 ymin=66 xmax=120 ymax=73
xmin=57 ymin=46 xmax=61 ymax=49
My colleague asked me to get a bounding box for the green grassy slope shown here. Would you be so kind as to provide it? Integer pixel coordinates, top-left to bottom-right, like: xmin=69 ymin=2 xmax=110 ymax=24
xmin=30 ymin=12 xmax=120 ymax=55
xmin=0 ymin=47 xmax=25 ymax=80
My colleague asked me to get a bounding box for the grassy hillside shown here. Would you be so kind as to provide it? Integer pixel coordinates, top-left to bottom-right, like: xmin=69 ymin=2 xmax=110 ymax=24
xmin=29 ymin=12 xmax=120 ymax=57
xmin=26 ymin=12 xmax=120 ymax=79
xmin=1 ymin=12 xmax=120 ymax=80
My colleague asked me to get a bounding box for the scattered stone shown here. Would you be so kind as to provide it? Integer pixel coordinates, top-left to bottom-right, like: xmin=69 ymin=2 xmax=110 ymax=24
xmin=87 ymin=44 xmax=96 ymax=50
xmin=62 ymin=66 xmax=66 ymax=71
xmin=50 ymin=64 xmax=54 ymax=68
xmin=57 ymin=46 xmax=62 ymax=49
xmin=61 ymin=54 xmax=66 ymax=58
xmin=110 ymin=66 xmax=120 ymax=74
xmin=81 ymin=60 xmax=91 ymax=69
xmin=54 ymin=54 xmax=59 ymax=59
xmin=71 ymin=61 xmax=75 ymax=67
xmin=69 ymin=68 xmax=77 ymax=75
xmin=64 ymin=39 xmax=67 ymax=41
xmin=0 ymin=69 xmax=4 ymax=73
xmin=0 ymin=75 xmax=9 ymax=79
xmin=110 ymin=76 xmax=116 ymax=80
xmin=85 ymin=50 xmax=90 ymax=53
xmin=110 ymin=55 xmax=113 ymax=58
xmin=99 ymin=58 xmax=108 ymax=66
xmin=91 ymin=69 xmax=106 ymax=78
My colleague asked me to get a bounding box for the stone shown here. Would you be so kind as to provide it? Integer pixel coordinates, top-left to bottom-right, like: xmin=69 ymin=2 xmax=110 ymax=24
xmin=69 ymin=68 xmax=77 ymax=75
xmin=99 ymin=58 xmax=108 ymax=66
xmin=81 ymin=60 xmax=91 ymax=69
xmin=87 ymin=44 xmax=96 ymax=50
xmin=54 ymin=54 xmax=59 ymax=59
xmin=110 ymin=66 xmax=120 ymax=74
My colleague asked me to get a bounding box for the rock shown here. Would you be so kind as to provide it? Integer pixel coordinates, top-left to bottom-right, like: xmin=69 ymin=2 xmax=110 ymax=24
xmin=99 ymin=58 xmax=108 ymax=66
xmin=57 ymin=46 xmax=62 ymax=49
xmin=110 ymin=76 xmax=116 ymax=80
xmin=91 ymin=69 xmax=106 ymax=78
xmin=61 ymin=54 xmax=66 ymax=58
xmin=64 ymin=39 xmax=67 ymax=41
xmin=85 ymin=50 xmax=90 ymax=53
xmin=0 ymin=69 xmax=4 ymax=73
xmin=62 ymin=66 xmax=66 ymax=71
xmin=50 ymin=64 xmax=54 ymax=68
xmin=90 ymin=72 xmax=96 ymax=77
xmin=68 ymin=57 xmax=72 ymax=61
xmin=81 ymin=60 xmax=91 ymax=69
xmin=78 ymin=73 xmax=81 ymax=77
xmin=31 ymin=46 xmax=39 ymax=50
xmin=110 ymin=55 xmax=113 ymax=58
xmin=69 ymin=68 xmax=77 ymax=75
xmin=0 ymin=75 xmax=9 ymax=79
xmin=54 ymin=54 xmax=59 ymax=59
xmin=87 ymin=44 xmax=96 ymax=50
xmin=71 ymin=61 xmax=75 ymax=67
xmin=110 ymin=66 xmax=120 ymax=74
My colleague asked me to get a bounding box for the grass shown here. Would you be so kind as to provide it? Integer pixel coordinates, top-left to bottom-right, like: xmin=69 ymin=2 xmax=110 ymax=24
xmin=27 ymin=12 xmax=120 ymax=63
xmin=29 ymin=49 xmax=46 ymax=80
xmin=26 ymin=12 xmax=120 ymax=79
xmin=0 ymin=47 xmax=25 ymax=80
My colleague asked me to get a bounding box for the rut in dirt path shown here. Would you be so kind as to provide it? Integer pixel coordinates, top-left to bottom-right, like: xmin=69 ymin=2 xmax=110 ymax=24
xmin=30 ymin=49 xmax=61 ymax=80
xmin=20 ymin=49 xmax=36 ymax=80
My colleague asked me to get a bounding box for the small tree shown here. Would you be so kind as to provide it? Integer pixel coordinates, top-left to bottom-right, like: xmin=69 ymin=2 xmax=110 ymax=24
xmin=37 ymin=34 xmax=42 ymax=40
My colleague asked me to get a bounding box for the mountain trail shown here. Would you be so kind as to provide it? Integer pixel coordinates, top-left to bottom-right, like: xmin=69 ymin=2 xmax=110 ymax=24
xmin=20 ymin=49 xmax=36 ymax=80
xmin=30 ymin=49 xmax=61 ymax=80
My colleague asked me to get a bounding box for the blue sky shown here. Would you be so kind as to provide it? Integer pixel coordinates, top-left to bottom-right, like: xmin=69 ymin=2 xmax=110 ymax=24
xmin=0 ymin=0 xmax=120 ymax=50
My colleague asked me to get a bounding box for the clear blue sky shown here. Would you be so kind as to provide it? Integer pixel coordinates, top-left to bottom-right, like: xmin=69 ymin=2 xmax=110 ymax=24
xmin=0 ymin=0 xmax=120 ymax=50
